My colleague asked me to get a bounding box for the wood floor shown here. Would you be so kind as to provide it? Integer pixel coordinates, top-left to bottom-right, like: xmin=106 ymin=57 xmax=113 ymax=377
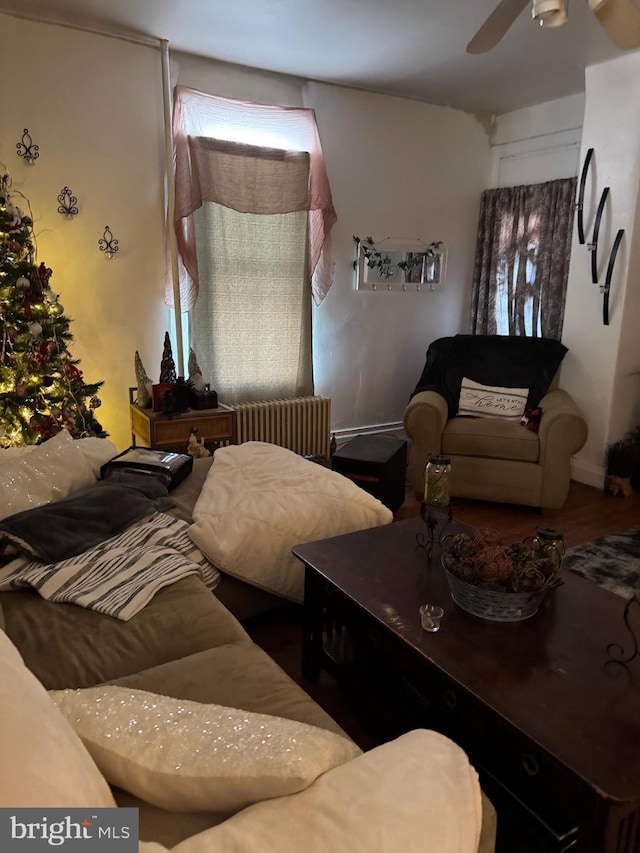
xmin=245 ymin=479 xmax=640 ymax=752
xmin=395 ymin=478 xmax=640 ymax=549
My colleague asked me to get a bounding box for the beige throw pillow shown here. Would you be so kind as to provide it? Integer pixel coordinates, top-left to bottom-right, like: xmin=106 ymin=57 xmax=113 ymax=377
xmin=50 ymin=686 xmax=362 ymax=813
xmin=458 ymin=377 xmax=528 ymax=421
xmin=0 ymin=630 xmax=116 ymax=808
xmin=74 ymin=436 xmax=118 ymax=476
xmin=169 ymin=730 xmax=482 ymax=853
xmin=0 ymin=429 xmax=96 ymax=520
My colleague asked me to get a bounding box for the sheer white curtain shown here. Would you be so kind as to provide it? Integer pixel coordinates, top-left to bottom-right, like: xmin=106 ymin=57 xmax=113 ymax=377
xmin=191 ymin=204 xmax=311 ymax=403
xmin=185 ymin=138 xmax=313 ymax=401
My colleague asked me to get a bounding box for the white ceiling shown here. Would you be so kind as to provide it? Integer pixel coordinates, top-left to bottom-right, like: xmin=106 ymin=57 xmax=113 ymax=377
xmin=1 ymin=0 xmax=635 ymax=115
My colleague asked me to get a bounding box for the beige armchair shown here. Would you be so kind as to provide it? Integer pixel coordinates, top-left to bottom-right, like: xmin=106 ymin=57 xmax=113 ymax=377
xmin=403 ymin=335 xmax=588 ymax=511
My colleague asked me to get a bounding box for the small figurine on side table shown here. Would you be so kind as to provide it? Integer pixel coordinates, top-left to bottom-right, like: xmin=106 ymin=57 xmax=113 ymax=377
xmin=187 ymin=428 xmax=211 ymax=459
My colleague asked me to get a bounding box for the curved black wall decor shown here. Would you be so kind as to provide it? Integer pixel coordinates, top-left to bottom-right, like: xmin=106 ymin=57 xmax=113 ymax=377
xmin=602 ymin=229 xmax=624 ymax=327
xmin=589 ymin=186 xmax=610 ymax=284
xmin=575 ymin=147 xmax=593 ymax=245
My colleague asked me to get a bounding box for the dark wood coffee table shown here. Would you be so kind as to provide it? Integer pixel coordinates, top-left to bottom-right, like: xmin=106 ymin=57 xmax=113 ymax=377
xmin=293 ymin=516 xmax=640 ymax=853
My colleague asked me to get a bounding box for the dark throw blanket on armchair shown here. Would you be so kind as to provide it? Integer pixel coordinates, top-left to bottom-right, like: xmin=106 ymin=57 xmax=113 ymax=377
xmin=410 ymin=334 xmax=568 ymax=418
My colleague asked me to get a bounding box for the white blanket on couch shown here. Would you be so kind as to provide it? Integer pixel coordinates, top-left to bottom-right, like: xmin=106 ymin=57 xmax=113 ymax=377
xmin=0 ymin=512 xmax=220 ymax=621
xmin=189 ymin=442 xmax=394 ymax=602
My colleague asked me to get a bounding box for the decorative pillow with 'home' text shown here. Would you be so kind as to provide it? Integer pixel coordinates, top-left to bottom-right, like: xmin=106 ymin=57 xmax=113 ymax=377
xmin=458 ymin=378 xmax=528 ymax=421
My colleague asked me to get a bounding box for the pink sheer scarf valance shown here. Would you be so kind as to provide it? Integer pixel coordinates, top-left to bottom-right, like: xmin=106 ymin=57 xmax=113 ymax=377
xmin=169 ymin=85 xmax=337 ymax=310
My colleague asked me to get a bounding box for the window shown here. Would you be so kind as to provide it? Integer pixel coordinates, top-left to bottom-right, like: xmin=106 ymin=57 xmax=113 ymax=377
xmin=190 ymin=205 xmax=311 ymax=402
xmin=470 ymin=178 xmax=576 ymax=340
xmin=169 ymin=87 xmax=336 ymax=401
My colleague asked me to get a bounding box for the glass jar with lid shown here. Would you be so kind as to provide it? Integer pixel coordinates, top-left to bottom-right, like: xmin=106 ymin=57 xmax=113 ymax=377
xmin=424 ymin=454 xmax=451 ymax=508
xmin=530 ymin=526 xmax=565 ymax=569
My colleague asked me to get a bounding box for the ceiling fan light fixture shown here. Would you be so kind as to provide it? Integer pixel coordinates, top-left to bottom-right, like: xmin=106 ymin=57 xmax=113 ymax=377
xmin=467 ymin=0 xmax=639 ymax=55
xmin=532 ymin=0 xmax=568 ymax=27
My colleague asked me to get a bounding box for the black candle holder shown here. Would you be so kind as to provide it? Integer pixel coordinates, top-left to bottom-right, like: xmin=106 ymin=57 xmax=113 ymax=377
xmin=416 ymin=500 xmax=454 ymax=562
xmin=57 ymin=187 xmax=78 ymax=218
xmin=16 ymin=128 xmax=39 ymax=164
xmin=98 ymin=225 xmax=119 ymax=258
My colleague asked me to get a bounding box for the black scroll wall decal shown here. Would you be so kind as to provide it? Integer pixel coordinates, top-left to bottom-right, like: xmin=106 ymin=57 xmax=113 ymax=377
xmin=576 ymin=147 xmax=593 ymax=245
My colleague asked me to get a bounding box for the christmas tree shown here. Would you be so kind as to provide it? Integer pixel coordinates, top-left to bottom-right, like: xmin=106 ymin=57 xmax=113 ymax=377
xmin=0 ymin=171 xmax=106 ymax=447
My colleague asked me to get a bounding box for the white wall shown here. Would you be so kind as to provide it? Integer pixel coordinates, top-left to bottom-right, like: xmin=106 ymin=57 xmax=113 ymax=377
xmin=303 ymin=83 xmax=491 ymax=433
xmin=561 ymin=54 xmax=640 ymax=487
xmin=0 ymin=15 xmax=167 ymax=451
xmin=490 ymin=94 xmax=584 ymax=187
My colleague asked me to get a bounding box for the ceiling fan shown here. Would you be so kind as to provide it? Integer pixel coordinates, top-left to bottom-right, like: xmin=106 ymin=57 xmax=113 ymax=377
xmin=467 ymin=0 xmax=640 ymax=53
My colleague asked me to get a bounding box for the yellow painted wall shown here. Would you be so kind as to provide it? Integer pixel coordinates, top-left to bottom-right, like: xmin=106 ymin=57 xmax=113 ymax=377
xmin=0 ymin=15 xmax=168 ymax=450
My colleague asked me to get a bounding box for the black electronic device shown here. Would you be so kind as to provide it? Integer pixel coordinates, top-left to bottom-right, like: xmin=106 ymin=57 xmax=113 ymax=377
xmin=101 ymin=447 xmax=193 ymax=491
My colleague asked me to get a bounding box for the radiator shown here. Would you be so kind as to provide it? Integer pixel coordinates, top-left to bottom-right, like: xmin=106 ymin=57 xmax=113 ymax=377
xmin=233 ymin=396 xmax=331 ymax=459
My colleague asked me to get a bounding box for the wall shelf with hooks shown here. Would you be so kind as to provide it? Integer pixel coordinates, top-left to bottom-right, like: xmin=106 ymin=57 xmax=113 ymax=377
xmin=353 ymin=236 xmax=447 ymax=293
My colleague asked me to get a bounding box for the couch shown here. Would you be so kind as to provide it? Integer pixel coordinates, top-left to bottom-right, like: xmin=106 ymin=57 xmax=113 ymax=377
xmin=403 ymin=335 xmax=588 ymax=510
xmin=0 ymin=438 xmax=497 ymax=852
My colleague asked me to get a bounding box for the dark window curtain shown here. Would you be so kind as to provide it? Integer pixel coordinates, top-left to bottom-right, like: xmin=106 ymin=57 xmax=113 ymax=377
xmin=470 ymin=177 xmax=577 ymax=340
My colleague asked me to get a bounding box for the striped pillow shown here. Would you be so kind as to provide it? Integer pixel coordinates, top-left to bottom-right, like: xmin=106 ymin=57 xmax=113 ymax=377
xmin=458 ymin=377 xmax=528 ymax=421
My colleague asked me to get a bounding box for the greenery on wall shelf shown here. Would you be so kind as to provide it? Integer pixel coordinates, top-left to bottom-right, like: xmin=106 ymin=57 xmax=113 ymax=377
xmin=353 ymin=236 xmax=443 ymax=280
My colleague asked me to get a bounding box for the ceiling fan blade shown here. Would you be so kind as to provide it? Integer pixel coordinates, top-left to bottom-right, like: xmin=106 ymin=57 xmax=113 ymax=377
xmin=467 ymin=0 xmax=531 ymax=53
xmin=590 ymin=0 xmax=640 ymax=50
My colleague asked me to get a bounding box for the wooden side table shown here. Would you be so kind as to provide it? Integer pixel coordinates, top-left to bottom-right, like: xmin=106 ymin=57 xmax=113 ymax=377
xmin=129 ymin=389 xmax=236 ymax=453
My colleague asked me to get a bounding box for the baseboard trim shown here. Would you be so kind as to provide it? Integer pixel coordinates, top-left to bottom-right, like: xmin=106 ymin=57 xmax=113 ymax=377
xmin=570 ymin=458 xmax=605 ymax=490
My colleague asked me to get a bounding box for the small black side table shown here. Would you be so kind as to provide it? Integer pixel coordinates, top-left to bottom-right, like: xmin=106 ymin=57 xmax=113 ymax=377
xmin=331 ymin=434 xmax=407 ymax=513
